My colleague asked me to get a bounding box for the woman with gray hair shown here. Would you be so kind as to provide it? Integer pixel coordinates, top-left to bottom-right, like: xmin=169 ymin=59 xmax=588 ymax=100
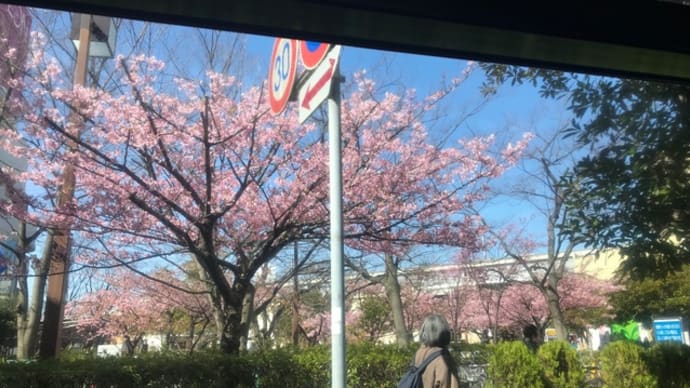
xmin=413 ymin=314 xmax=460 ymax=388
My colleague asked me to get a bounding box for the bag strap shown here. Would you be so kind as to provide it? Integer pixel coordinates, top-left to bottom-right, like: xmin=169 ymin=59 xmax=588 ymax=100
xmin=414 ymin=349 xmax=444 ymax=372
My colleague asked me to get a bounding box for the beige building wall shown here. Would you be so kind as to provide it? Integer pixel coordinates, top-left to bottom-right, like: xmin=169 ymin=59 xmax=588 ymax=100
xmin=570 ymin=249 xmax=623 ymax=281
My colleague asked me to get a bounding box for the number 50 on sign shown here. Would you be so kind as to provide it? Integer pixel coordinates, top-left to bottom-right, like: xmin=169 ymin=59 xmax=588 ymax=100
xmin=268 ymin=38 xmax=297 ymax=115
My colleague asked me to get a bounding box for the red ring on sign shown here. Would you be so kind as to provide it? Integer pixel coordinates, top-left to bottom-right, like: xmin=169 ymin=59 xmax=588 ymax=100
xmin=300 ymin=41 xmax=330 ymax=70
xmin=268 ymin=38 xmax=298 ymax=115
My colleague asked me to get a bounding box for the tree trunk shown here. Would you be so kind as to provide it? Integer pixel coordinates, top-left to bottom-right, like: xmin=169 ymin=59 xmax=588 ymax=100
xmin=206 ymin=293 xmax=234 ymax=354
xmin=239 ymin=283 xmax=254 ymax=351
xmin=16 ymin=236 xmax=51 ymax=360
xmin=15 ymin=295 xmax=28 ymax=359
xmin=291 ymin=244 xmax=300 ymax=346
xmin=383 ymin=253 xmax=409 ymax=347
xmin=543 ymin=283 xmax=567 ymax=341
xmin=123 ymin=335 xmax=141 ymax=356
xmin=219 ymin=311 xmax=243 ymax=354
xmin=204 ymin=284 xmax=249 ymax=355
xmin=491 ymin=290 xmax=503 ymax=344
xmin=193 ymin=254 xmax=246 ymax=354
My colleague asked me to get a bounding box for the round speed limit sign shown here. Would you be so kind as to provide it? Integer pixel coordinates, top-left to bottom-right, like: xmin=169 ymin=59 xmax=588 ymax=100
xmin=268 ymin=38 xmax=297 ymax=115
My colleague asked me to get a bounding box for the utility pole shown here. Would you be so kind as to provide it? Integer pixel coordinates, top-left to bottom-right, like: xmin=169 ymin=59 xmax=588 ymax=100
xmin=39 ymin=13 xmax=91 ymax=359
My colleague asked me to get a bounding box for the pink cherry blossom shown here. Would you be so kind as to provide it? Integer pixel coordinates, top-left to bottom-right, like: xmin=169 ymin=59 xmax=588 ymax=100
xmin=1 ymin=36 xmax=530 ymax=353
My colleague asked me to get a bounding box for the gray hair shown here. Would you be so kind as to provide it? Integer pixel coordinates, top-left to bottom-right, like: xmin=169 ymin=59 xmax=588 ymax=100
xmin=419 ymin=314 xmax=451 ymax=347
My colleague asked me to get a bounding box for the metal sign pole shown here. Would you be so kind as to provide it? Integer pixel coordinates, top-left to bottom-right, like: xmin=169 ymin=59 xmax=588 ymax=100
xmin=328 ymin=66 xmax=345 ymax=388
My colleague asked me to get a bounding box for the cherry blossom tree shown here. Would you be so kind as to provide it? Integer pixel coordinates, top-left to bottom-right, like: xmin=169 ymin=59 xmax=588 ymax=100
xmin=374 ymin=267 xmax=477 ymax=342
xmin=460 ymin=270 xmax=615 ymax=340
xmin=558 ymin=273 xmax=617 ymax=332
xmin=0 ymin=26 xmax=534 ymax=354
xmin=460 ymin=281 xmax=510 ymax=342
xmin=340 ymin=105 xmax=531 ymax=346
xmin=454 ymin=251 xmax=524 ymax=342
xmin=66 ymin=271 xmax=168 ymax=355
xmin=137 ymin=266 xmax=214 ymax=352
xmin=1 ymin=12 xmax=262 ymax=358
xmin=65 ymin=266 xmax=212 ymax=354
xmin=463 ymin=126 xmax=591 ymax=341
xmin=249 ymin=245 xmax=332 ymax=348
xmin=499 ymin=283 xmax=550 ymax=333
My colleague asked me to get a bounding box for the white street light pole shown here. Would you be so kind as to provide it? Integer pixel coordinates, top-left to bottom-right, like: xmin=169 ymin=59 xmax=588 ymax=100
xmin=328 ymin=67 xmax=345 ymax=388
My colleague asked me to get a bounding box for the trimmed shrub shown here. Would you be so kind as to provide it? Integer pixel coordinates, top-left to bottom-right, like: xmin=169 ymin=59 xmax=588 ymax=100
xmin=644 ymin=342 xmax=690 ymax=388
xmin=290 ymin=345 xmax=330 ymax=387
xmin=537 ymin=340 xmax=585 ymax=388
xmin=599 ymin=341 xmax=657 ymax=388
xmin=0 ymin=342 xmax=490 ymax=387
xmin=486 ymin=341 xmax=545 ymax=388
xmin=0 ymin=353 xmax=264 ymax=388
xmin=348 ymin=343 xmax=410 ymax=388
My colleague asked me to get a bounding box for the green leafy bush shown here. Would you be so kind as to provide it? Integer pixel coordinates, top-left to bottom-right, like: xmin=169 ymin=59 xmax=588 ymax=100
xmin=0 ymin=342 xmax=488 ymax=387
xmin=249 ymin=348 xmax=312 ymax=388
xmin=599 ymin=341 xmax=657 ymax=388
xmin=290 ymin=345 xmax=330 ymax=387
xmin=0 ymin=353 xmax=258 ymax=388
xmin=4 ymin=341 xmax=686 ymax=387
xmin=644 ymin=342 xmax=690 ymax=388
xmin=486 ymin=341 xmax=545 ymax=388
xmin=348 ymin=343 xmax=409 ymax=388
xmin=537 ymin=340 xmax=585 ymax=388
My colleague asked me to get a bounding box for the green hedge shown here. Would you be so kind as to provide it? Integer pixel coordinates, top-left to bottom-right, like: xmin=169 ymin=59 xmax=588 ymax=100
xmin=0 ymin=345 xmax=411 ymax=388
xmin=0 ymin=343 xmax=489 ymax=388
xmin=537 ymin=340 xmax=585 ymax=388
xmin=1 ymin=341 xmax=688 ymax=387
xmin=599 ymin=341 xmax=657 ymax=388
xmin=643 ymin=342 xmax=690 ymax=388
xmin=485 ymin=340 xmax=690 ymax=388
xmin=0 ymin=353 xmax=254 ymax=388
xmin=486 ymin=341 xmax=545 ymax=388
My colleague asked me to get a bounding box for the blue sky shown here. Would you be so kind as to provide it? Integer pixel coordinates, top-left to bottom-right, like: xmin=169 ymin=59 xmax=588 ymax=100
xmin=108 ymin=23 xmax=569 ymax=254
xmin=20 ymin=13 xmax=572 ymax=264
xmin=244 ymin=34 xmax=572 ymax=251
xmin=0 ymin=8 xmax=588 ymax=302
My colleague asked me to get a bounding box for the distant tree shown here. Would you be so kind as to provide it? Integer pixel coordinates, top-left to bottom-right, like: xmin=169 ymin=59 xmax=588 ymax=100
xmin=499 ymin=283 xmax=549 ymax=334
xmin=609 ymin=264 xmax=690 ymax=325
xmin=339 ymin=64 xmax=532 ymax=347
xmin=250 ymin=254 xmax=330 ymax=348
xmin=459 ymin=261 xmax=521 ymax=343
xmin=66 ymin=273 xmax=164 ymax=355
xmin=300 ymin=309 xmax=362 ymax=345
xmin=65 ymin=267 xmax=212 ymax=355
xmin=481 ymin=64 xmax=690 ymax=280
xmin=352 ymin=292 xmax=393 ymax=342
xmin=426 ymin=267 xmax=474 ymax=339
xmin=499 ymin=274 xmax=616 ymax=336
xmin=461 ymin=268 xmax=615 ymax=340
xmin=460 ymin=117 xmax=600 ymax=341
